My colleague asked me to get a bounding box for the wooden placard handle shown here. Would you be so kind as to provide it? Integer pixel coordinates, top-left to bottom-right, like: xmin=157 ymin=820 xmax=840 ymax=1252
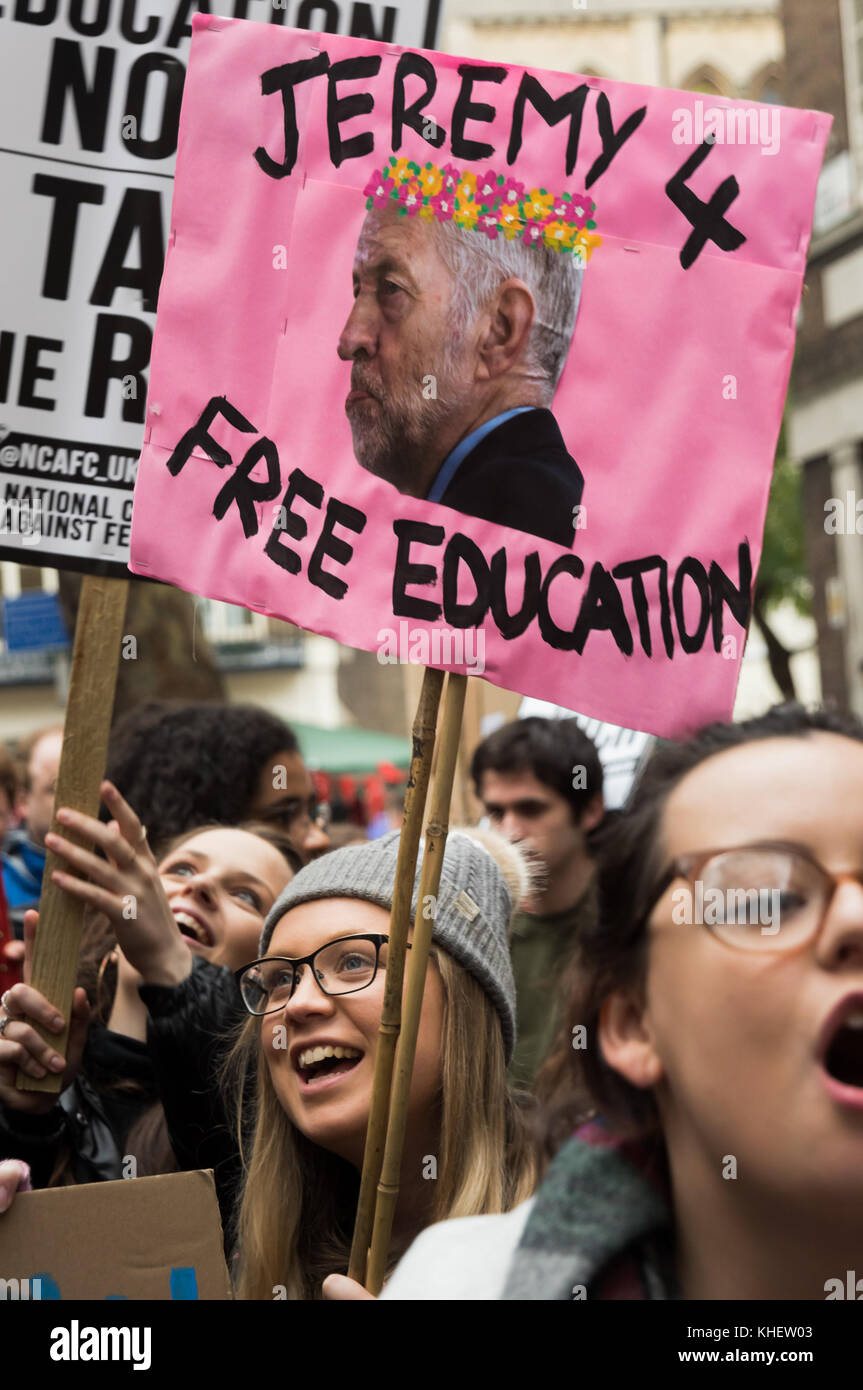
xmin=365 ymin=671 xmax=468 ymax=1294
xmin=16 ymin=575 xmax=129 ymax=1094
xmin=347 ymin=666 xmax=445 ymax=1284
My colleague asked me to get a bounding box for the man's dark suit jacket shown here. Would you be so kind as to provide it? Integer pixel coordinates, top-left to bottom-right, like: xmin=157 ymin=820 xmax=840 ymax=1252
xmin=436 ymin=407 xmax=583 ymax=548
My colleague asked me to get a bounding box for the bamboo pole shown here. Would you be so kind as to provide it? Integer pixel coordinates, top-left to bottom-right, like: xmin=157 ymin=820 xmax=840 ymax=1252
xmin=365 ymin=671 xmax=468 ymax=1295
xmin=17 ymin=575 xmax=129 ymax=1093
xmin=347 ymin=665 xmax=445 ymax=1284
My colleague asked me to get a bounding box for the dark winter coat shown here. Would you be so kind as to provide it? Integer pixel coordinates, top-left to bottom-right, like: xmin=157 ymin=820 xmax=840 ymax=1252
xmin=439 ymin=408 xmax=584 ymax=548
xmin=0 ymin=959 xmax=245 ymax=1236
xmin=0 ymin=1023 xmax=159 ymax=1187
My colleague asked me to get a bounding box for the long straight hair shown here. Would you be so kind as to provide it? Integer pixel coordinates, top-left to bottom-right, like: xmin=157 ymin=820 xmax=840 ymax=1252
xmin=226 ymin=946 xmax=541 ymax=1300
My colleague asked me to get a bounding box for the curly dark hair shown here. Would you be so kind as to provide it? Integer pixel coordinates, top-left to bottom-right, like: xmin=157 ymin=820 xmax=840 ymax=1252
xmin=104 ymin=701 xmax=300 ymax=855
xmin=536 ymin=702 xmax=863 ymax=1148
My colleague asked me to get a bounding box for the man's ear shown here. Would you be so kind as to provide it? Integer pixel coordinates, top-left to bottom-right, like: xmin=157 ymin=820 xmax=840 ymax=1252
xmin=476 ymin=278 xmax=535 ymax=380
xmin=579 ymin=791 xmax=604 ymax=835
xmin=598 ymin=989 xmax=664 ymax=1092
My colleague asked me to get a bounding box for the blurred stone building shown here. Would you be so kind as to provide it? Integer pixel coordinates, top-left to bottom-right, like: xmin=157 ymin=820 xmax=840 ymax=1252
xmin=444 ymin=0 xmax=783 ymax=100
xmin=782 ymin=0 xmax=863 ymax=716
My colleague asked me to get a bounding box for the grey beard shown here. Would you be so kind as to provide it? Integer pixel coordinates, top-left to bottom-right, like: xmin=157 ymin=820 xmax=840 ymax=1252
xmin=349 ymin=378 xmax=469 ymax=496
xmin=350 ymin=417 xmax=432 ymax=494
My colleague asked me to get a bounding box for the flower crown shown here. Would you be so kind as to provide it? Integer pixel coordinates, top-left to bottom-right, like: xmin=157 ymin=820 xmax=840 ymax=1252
xmin=363 ymin=157 xmax=601 ymax=261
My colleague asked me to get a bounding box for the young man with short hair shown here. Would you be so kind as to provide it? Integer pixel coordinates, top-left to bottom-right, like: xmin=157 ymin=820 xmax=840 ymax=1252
xmin=471 ymin=717 xmax=604 ymax=1088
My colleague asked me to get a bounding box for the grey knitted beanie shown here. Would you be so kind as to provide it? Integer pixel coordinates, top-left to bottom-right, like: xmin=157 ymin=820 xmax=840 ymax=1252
xmin=258 ymin=830 xmax=518 ymax=1061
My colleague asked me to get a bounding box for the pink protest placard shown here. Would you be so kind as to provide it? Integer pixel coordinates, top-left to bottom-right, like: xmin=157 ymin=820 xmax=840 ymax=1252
xmin=129 ymin=18 xmax=830 ymax=738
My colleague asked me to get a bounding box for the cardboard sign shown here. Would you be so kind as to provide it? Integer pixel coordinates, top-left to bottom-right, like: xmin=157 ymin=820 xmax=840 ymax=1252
xmin=129 ymin=20 xmax=829 ymax=736
xmin=0 ymin=1170 xmax=231 ymax=1300
xmin=0 ymin=0 xmax=441 ymax=577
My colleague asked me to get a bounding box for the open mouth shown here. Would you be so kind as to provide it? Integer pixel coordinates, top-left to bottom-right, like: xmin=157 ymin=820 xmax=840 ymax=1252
xmin=295 ymin=1044 xmax=363 ymax=1087
xmin=823 ymin=1009 xmax=863 ymax=1090
xmin=173 ymin=910 xmax=214 ymax=949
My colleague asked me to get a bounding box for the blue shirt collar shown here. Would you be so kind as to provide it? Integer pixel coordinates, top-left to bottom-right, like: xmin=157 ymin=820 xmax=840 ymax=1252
xmin=426 ymin=407 xmax=535 ymax=503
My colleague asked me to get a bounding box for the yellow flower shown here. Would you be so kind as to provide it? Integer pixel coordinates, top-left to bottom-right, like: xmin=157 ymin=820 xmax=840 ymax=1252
xmin=456 ymin=170 xmax=477 ymax=202
xmin=542 ymin=219 xmax=577 ymax=250
xmin=454 ymin=202 xmax=480 ymax=230
xmin=574 ymin=228 xmax=603 ymax=260
xmin=497 ymin=205 xmax=523 ymax=239
xmin=523 ymin=189 xmax=554 ymax=221
xmin=418 ymin=164 xmax=443 ymax=197
xmin=389 ymin=157 xmax=414 ymax=185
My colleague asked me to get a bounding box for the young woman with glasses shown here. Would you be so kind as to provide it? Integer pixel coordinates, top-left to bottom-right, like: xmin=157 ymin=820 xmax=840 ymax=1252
xmin=375 ymin=704 xmax=863 ymax=1300
xmin=222 ymin=828 xmax=541 ymax=1298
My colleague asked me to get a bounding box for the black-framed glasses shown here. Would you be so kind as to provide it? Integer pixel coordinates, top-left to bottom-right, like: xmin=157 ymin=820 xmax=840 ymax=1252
xmin=235 ymin=933 xmax=409 ymax=1015
xmin=644 ymin=839 xmax=863 ymax=953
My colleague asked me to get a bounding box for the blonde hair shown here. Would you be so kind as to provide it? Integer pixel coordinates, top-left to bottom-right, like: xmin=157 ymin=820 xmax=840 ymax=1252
xmin=225 ymin=945 xmax=540 ymax=1299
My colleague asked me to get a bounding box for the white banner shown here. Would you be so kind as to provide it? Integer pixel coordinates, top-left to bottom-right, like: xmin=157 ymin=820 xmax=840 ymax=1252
xmin=0 ymin=0 xmax=441 ymax=573
xmin=519 ymin=695 xmax=654 ymax=809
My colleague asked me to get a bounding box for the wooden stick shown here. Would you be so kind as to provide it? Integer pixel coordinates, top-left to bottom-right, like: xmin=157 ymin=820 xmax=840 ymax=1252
xmin=347 ymin=666 xmax=445 ymax=1284
xmin=365 ymin=671 xmax=468 ymax=1295
xmin=17 ymin=575 xmax=129 ymax=1093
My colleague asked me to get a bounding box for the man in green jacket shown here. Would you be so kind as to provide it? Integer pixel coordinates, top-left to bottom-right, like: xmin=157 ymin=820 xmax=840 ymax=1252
xmin=471 ymin=716 xmax=604 ymax=1090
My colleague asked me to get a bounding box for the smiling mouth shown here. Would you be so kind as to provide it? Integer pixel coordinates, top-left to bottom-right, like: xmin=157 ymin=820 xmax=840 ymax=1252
xmin=173 ymin=910 xmax=213 ymax=948
xmin=295 ymin=1044 xmax=363 ymax=1086
xmin=823 ymin=1009 xmax=863 ymax=1089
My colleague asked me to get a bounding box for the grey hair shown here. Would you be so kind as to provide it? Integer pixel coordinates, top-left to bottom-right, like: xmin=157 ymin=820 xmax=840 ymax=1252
xmin=429 ymin=218 xmax=585 ymax=397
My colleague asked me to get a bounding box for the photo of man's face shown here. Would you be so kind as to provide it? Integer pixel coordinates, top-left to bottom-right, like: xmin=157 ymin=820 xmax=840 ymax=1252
xmin=336 ymin=172 xmax=596 ymax=549
xmin=337 ymin=205 xmax=477 ymax=498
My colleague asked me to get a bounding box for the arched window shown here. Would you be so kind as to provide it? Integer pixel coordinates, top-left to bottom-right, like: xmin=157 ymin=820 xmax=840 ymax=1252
xmin=747 ymin=62 xmax=784 ymax=105
xmin=681 ymin=65 xmax=735 ymax=99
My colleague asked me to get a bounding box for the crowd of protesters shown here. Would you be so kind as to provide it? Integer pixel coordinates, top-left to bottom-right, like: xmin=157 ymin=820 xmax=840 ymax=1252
xmin=0 ymin=698 xmax=862 ymax=1301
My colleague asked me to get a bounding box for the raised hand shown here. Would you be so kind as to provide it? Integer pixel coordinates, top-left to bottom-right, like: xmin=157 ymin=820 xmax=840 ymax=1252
xmin=45 ymin=780 xmax=192 ymax=988
xmin=0 ymin=912 xmax=90 ymax=1114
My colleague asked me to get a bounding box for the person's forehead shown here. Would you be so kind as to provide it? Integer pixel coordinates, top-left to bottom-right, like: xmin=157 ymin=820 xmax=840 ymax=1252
xmin=660 ymin=733 xmax=863 ymax=861
xmin=163 ymin=829 xmax=288 ymax=885
xmin=353 ymin=210 xmax=441 ymax=280
xmin=480 ymin=767 xmax=557 ymax=804
xmin=29 ymin=732 xmax=63 ymax=779
xmin=171 ymin=826 xmax=269 ymax=862
xmin=269 ymin=896 xmax=389 ymax=954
